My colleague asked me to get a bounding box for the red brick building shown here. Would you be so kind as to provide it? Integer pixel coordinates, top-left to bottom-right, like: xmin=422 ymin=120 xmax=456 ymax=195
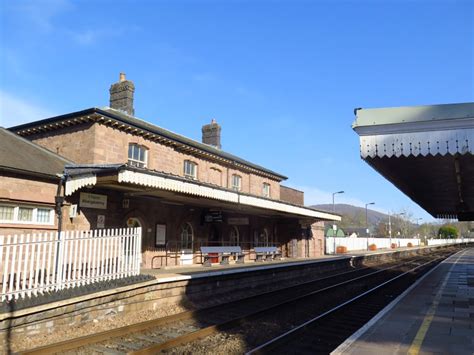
xmin=4 ymin=74 xmax=340 ymax=266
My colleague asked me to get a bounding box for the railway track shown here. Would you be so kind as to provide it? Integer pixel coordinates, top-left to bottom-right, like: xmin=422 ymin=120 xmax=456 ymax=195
xmin=21 ymin=248 xmax=459 ymax=355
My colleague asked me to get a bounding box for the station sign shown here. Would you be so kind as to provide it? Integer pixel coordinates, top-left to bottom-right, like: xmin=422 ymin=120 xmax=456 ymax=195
xmin=227 ymin=217 xmax=249 ymax=225
xmin=204 ymin=210 xmax=223 ymax=223
xmin=80 ymin=192 xmax=107 ymax=209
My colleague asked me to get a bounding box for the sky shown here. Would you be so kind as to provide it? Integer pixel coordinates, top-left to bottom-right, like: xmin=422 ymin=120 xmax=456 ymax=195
xmin=0 ymin=0 xmax=473 ymax=223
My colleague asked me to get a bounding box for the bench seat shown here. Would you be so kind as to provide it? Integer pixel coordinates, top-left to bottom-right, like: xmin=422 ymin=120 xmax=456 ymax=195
xmin=254 ymin=246 xmax=282 ymax=262
xmin=200 ymin=246 xmax=245 ymax=266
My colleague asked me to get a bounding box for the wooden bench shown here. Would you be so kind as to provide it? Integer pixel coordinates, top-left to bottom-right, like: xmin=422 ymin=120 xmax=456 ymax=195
xmin=200 ymin=246 xmax=245 ymax=266
xmin=254 ymin=247 xmax=282 ymax=262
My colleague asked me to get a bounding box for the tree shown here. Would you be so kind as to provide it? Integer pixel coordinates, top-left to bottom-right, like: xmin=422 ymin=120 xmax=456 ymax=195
xmin=438 ymin=225 xmax=458 ymax=239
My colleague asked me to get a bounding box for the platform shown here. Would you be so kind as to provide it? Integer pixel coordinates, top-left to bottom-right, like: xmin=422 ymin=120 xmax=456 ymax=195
xmin=333 ymin=247 xmax=474 ymax=355
xmin=141 ymin=247 xmax=417 ymax=283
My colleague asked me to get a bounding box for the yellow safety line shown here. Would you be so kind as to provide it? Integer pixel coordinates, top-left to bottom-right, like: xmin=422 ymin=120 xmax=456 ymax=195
xmin=407 ymin=251 xmax=464 ymax=355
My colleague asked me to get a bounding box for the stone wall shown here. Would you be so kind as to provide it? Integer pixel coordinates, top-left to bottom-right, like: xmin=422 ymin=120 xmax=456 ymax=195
xmin=280 ymin=186 xmax=304 ymax=205
xmin=27 ymin=123 xmax=281 ymax=200
xmin=0 ymin=174 xmax=58 ymax=235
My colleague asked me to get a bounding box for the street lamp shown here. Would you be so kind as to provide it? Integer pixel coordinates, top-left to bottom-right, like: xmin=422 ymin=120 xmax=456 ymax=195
xmin=390 ymin=212 xmax=405 ymax=245
xmin=332 ymin=191 xmax=345 ymax=212
xmin=365 ymin=202 xmax=375 ymax=250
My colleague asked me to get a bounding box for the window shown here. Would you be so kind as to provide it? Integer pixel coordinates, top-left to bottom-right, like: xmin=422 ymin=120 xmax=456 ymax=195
xmin=184 ymin=160 xmax=197 ymax=179
xmin=18 ymin=207 xmax=33 ymax=222
xmin=37 ymin=208 xmax=52 ymax=223
xmin=180 ymin=223 xmax=194 ymax=250
xmin=231 ymin=174 xmax=242 ymax=191
xmin=229 ymin=226 xmax=240 ymax=245
xmin=262 ymin=183 xmax=271 ymax=198
xmin=0 ymin=204 xmax=54 ymax=225
xmin=0 ymin=206 xmax=14 ymax=221
xmin=128 ymin=144 xmax=148 ymax=168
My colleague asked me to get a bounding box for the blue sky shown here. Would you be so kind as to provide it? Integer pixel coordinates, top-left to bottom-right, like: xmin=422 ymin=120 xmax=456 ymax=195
xmin=1 ymin=0 xmax=473 ymax=222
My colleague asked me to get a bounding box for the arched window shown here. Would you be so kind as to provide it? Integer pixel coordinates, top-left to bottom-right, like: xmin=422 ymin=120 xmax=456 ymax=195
xmin=184 ymin=160 xmax=198 ymax=179
xmin=180 ymin=223 xmax=194 ymax=250
xmin=259 ymin=228 xmax=269 ymax=246
xmin=128 ymin=143 xmax=148 ymax=168
xmin=262 ymin=183 xmax=271 ymax=198
xmin=229 ymin=226 xmax=240 ymax=245
xmin=231 ymin=174 xmax=242 ymax=191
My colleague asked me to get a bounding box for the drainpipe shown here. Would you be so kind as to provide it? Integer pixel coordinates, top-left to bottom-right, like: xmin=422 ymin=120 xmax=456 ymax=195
xmin=55 ymin=173 xmax=66 ymax=236
xmin=54 ymin=173 xmax=67 ymax=274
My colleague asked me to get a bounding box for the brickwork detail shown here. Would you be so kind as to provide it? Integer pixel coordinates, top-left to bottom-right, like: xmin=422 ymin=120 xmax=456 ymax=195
xmin=280 ymin=186 xmax=304 ymax=205
xmin=29 ymin=123 xmax=281 ymax=199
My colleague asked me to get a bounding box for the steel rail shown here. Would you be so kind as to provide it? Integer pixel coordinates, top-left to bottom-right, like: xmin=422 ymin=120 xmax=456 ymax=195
xmin=245 ymin=255 xmax=446 ymax=354
xmin=20 ymin=254 xmax=442 ymax=355
xmin=20 ymin=261 xmax=376 ymax=354
xmin=130 ymin=256 xmax=433 ymax=354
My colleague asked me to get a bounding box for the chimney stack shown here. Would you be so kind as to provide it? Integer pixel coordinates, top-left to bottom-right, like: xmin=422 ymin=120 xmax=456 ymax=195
xmin=109 ymin=72 xmax=135 ymax=116
xmin=202 ymin=119 xmax=221 ymax=149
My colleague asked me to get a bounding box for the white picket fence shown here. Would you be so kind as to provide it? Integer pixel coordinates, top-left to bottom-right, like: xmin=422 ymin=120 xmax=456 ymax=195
xmin=0 ymin=227 xmax=141 ymax=302
xmin=326 ymin=236 xmax=474 ymax=254
xmin=326 ymin=237 xmax=421 ymax=254
xmin=427 ymin=238 xmax=474 ymax=246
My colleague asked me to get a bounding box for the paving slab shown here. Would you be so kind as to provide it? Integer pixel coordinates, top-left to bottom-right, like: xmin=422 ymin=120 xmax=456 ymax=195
xmin=333 ymin=247 xmax=474 ymax=355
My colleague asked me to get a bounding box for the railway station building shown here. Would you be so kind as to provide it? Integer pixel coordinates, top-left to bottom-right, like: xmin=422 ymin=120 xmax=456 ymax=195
xmin=2 ymin=74 xmax=340 ymax=267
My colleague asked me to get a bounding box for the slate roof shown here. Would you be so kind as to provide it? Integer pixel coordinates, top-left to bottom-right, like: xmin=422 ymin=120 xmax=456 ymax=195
xmin=9 ymin=107 xmax=288 ymax=180
xmin=0 ymin=127 xmax=71 ymax=179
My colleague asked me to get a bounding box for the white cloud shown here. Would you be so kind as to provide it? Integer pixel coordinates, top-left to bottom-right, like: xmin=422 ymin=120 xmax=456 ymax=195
xmin=17 ymin=0 xmax=73 ymax=33
xmin=0 ymin=91 xmax=54 ymax=127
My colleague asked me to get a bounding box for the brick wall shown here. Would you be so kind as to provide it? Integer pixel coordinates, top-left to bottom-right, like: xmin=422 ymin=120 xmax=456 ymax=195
xmin=28 ymin=123 xmax=281 ymax=199
xmin=280 ymin=186 xmax=304 ymax=205
xmin=27 ymin=123 xmax=95 ymax=164
xmin=0 ymin=174 xmax=59 ymax=235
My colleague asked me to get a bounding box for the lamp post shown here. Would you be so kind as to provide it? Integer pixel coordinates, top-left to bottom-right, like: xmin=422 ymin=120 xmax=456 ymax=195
xmin=392 ymin=212 xmax=405 ymax=246
xmin=332 ymin=191 xmax=344 ymax=213
xmin=365 ymin=202 xmax=375 ymax=250
xmin=415 ymin=217 xmax=423 ymax=245
xmin=330 ymin=191 xmax=344 ymax=254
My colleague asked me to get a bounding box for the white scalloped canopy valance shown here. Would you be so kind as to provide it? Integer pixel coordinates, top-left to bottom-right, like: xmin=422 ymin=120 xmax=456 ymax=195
xmin=64 ymin=169 xmax=340 ymax=221
xmin=65 ymin=174 xmax=97 ymax=196
xmin=360 ymin=128 xmax=473 ymax=159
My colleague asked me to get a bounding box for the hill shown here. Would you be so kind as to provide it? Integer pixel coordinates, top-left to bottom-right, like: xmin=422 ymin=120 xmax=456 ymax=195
xmin=311 ymin=204 xmax=389 ymax=226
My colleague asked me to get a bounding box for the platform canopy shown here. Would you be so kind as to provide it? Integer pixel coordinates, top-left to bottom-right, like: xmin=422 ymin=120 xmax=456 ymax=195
xmin=63 ymin=164 xmax=341 ymax=222
xmin=352 ymin=102 xmax=474 ymax=221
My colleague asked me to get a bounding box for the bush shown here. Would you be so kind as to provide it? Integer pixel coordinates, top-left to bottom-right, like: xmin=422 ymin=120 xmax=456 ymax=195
xmin=368 ymin=244 xmax=377 ymax=251
xmin=407 ymin=242 xmax=413 ymax=247
xmin=438 ymin=225 xmax=458 ymax=238
xmin=391 ymin=243 xmax=397 ymax=249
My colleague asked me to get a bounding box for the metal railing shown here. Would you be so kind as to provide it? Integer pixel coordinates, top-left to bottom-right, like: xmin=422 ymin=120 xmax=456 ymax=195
xmin=0 ymin=227 xmax=141 ymax=301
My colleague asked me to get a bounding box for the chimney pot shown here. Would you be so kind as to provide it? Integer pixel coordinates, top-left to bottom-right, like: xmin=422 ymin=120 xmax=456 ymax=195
xmin=119 ymin=72 xmax=126 ymax=82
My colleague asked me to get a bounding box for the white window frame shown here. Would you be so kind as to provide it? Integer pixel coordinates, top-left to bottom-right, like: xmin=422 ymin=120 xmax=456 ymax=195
xmin=263 ymin=183 xmax=271 ymax=198
xmin=184 ymin=160 xmax=197 ymax=179
xmin=128 ymin=143 xmax=148 ymax=168
xmin=231 ymin=174 xmax=242 ymax=191
xmin=0 ymin=204 xmax=55 ymax=225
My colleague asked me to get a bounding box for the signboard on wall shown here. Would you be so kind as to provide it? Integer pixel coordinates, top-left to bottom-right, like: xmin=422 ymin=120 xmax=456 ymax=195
xmin=227 ymin=217 xmax=249 ymax=225
xmin=97 ymin=215 xmax=105 ymax=228
xmin=80 ymin=192 xmax=107 ymax=209
xmin=204 ymin=210 xmax=223 ymax=223
xmin=155 ymin=224 xmax=166 ymax=246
